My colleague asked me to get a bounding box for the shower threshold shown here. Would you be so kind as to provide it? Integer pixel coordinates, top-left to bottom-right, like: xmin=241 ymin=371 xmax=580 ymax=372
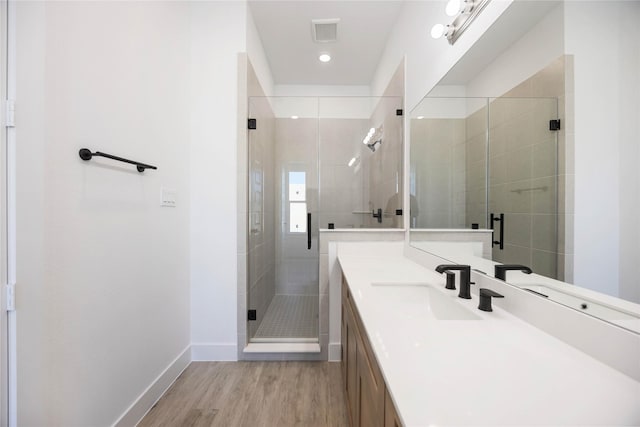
xmin=244 ymin=342 xmax=321 ymax=354
xmin=251 ymin=337 xmax=318 ymax=343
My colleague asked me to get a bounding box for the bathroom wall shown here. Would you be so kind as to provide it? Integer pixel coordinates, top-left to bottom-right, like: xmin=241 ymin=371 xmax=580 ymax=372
xmin=565 ymin=1 xmax=640 ymax=302
xmin=189 ymin=1 xmax=247 ymax=361
xmin=15 ymin=1 xmax=193 ymax=424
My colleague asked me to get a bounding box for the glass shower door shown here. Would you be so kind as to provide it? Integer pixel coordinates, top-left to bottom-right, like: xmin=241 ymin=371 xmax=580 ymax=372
xmin=488 ymin=97 xmax=559 ymax=279
xmin=247 ymin=97 xmax=319 ymax=343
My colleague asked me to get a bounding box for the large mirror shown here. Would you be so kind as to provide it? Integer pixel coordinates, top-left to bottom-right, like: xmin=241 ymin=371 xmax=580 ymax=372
xmin=409 ymin=0 xmax=640 ymax=333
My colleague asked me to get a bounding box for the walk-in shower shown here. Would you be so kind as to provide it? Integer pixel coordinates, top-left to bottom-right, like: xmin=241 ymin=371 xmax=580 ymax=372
xmin=246 ymin=96 xmax=403 ymax=345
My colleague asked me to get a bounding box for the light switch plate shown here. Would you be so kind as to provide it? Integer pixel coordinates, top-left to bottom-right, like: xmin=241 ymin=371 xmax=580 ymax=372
xmin=161 ymin=187 xmax=176 ymax=207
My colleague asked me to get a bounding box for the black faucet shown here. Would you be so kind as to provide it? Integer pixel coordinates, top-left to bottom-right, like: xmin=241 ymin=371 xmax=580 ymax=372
xmin=372 ymin=208 xmax=382 ymax=223
xmin=435 ymin=265 xmax=472 ymax=299
xmin=494 ymin=264 xmax=532 ymax=281
xmin=478 ymin=288 xmax=504 ymax=312
xmin=444 ymin=271 xmax=456 ymax=290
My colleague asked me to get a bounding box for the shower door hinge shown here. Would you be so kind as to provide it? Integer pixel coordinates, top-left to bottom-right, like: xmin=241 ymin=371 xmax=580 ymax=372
xmin=549 ymin=119 xmax=561 ymax=131
xmin=5 ymin=99 xmax=15 ymax=128
xmin=247 ymin=309 xmax=257 ymax=321
xmin=6 ymin=283 xmax=15 ymax=312
xmin=248 ymin=118 xmax=257 ymax=130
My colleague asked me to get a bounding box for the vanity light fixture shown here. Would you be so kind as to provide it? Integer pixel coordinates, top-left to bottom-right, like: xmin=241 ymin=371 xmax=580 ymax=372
xmin=431 ymin=0 xmax=491 ymax=45
xmin=318 ymin=53 xmax=331 ymax=63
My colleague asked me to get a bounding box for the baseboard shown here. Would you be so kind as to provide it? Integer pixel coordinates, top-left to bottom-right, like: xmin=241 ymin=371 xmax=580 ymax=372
xmin=328 ymin=343 xmax=342 ymax=362
xmin=191 ymin=343 xmax=238 ymax=361
xmin=112 ymin=345 xmax=191 ymax=427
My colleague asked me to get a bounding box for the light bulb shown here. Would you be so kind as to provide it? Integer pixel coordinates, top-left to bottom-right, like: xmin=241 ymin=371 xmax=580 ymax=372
xmin=318 ymin=53 xmax=331 ymax=63
xmin=445 ymin=0 xmax=461 ymax=16
xmin=430 ymin=24 xmax=445 ymax=39
xmin=291 ymin=115 xmax=299 ymax=120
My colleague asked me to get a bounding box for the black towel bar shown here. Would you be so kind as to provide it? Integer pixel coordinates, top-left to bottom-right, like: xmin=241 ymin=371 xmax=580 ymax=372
xmin=79 ymin=148 xmax=157 ymax=173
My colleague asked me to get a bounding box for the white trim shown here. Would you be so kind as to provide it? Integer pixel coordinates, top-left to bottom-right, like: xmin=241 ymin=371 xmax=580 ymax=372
xmin=6 ymin=1 xmax=17 ymax=425
xmin=190 ymin=343 xmax=238 ymax=361
xmin=112 ymin=345 xmax=191 ymax=427
xmin=328 ymin=343 xmax=342 ymax=362
xmin=243 ymin=342 xmax=320 ymax=354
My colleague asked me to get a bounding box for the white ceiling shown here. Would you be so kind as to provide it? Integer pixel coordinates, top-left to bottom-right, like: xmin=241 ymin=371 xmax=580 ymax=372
xmin=249 ymin=1 xmax=404 ymax=86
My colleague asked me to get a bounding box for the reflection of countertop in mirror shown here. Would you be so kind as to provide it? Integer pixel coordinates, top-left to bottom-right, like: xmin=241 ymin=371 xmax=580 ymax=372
xmin=338 ymin=244 xmax=640 ymax=426
xmin=411 ymin=241 xmax=640 ymax=334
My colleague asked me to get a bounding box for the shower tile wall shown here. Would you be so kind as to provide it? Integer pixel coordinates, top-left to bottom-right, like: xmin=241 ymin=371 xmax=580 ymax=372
xmin=482 ymin=56 xmax=567 ymax=280
xmin=465 ymin=106 xmax=488 ymax=228
xmin=319 ymin=118 xmax=371 ymax=229
xmin=411 ymin=118 xmax=467 ymax=228
xmin=248 ymin=97 xmax=277 ymax=339
xmin=367 ymin=97 xmax=404 ymax=228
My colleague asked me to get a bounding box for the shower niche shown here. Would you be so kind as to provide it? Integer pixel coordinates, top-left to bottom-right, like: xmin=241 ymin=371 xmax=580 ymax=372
xmin=246 ymin=95 xmax=403 ymax=346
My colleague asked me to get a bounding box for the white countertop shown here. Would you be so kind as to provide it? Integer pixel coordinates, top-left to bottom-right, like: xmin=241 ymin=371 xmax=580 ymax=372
xmin=338 ymin=251 xmax=640 ymax=426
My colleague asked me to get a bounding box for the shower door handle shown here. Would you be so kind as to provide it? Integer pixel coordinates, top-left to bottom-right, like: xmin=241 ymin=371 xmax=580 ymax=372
xmin=307 ymin=213 xmax=311 ymax=250
xmin=490 ymin=213 xmax=504 ymax=250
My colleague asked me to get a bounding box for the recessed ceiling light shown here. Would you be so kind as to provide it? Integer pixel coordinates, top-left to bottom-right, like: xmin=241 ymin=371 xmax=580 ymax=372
xmin=319 ymin=53 xmax=331 ymax=63
xmin=291 ymin=115 xmax=299 ymax=120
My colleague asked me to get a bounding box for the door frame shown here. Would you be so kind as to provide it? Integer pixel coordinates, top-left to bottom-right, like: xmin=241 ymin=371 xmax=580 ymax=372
xmin=2 ymin=1 xmax=17 ymax=425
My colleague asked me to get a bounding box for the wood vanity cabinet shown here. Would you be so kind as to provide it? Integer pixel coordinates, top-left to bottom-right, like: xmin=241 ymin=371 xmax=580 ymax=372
xmin=341 ymin=275 xmax=403 ymax=427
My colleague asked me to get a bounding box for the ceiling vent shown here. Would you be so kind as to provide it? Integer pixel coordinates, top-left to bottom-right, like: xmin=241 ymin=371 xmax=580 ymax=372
xmin=312 ymin=18 xmax=340 ymax=43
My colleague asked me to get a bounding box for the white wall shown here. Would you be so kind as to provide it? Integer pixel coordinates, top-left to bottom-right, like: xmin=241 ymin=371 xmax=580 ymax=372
xmin=190 ymin=1 xmax=247 ymax=361
xmin=16 ymin=2 xmax=191 ymax=424
xmin=247 ymin=7 xmax=275 ymax=97
xmin=565 ymin=1 xmax=640 ymax=301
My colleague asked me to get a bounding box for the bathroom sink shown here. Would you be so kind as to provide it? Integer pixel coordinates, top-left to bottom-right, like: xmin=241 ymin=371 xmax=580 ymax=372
xmin=372 ymin=282 xmax=481 ymax=320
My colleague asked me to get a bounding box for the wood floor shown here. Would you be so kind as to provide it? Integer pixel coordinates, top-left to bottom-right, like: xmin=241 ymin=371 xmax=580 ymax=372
xmin=138 ymin=361 xmax=350 ymax=427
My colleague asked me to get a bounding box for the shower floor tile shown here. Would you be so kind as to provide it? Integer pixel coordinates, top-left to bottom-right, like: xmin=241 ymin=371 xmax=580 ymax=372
xmin=254 ymin=295 xmax=319 ymax=340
